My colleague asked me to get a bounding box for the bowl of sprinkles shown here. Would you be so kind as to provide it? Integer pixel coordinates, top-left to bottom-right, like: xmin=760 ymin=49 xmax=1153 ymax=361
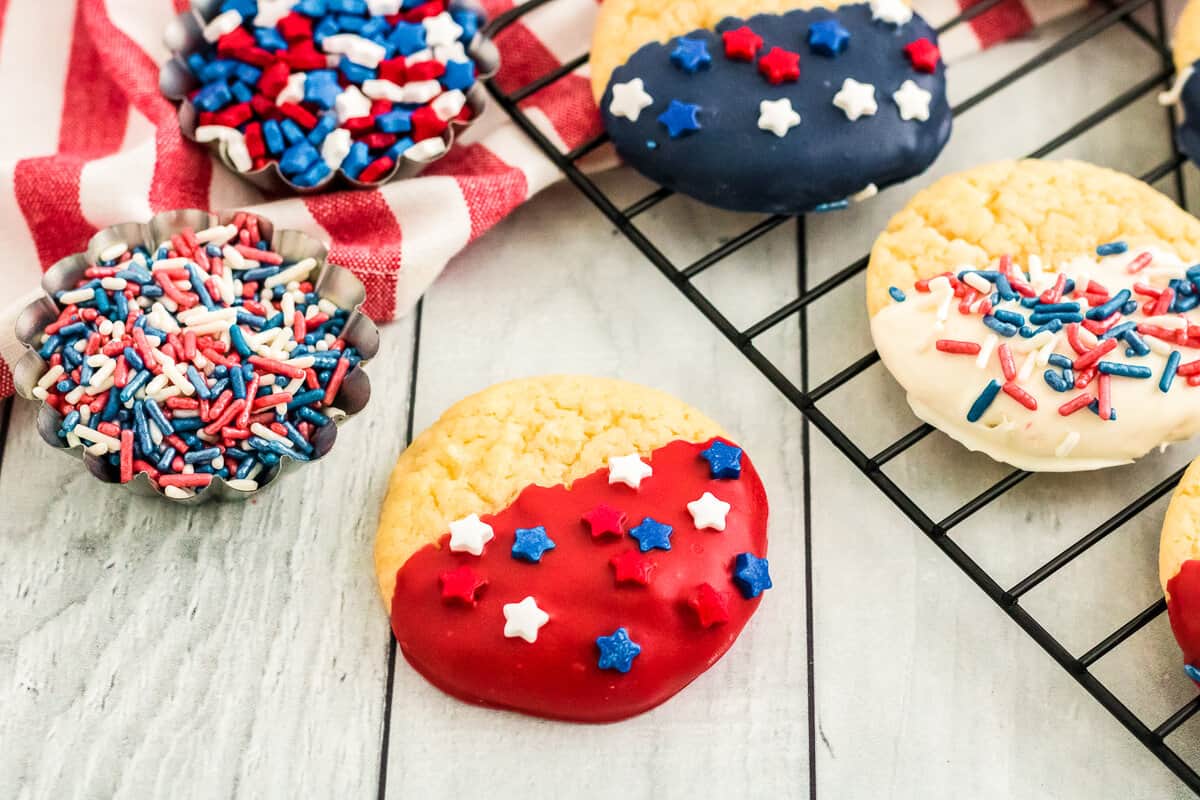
xmin=159 ymin=0 xmax=499 ymax=193
xmin=11 ymin=209 xmax=379 ymax=503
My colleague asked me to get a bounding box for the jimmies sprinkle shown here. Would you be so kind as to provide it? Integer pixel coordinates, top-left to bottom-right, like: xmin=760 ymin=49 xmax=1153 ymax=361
xmin=31 ymin=213 xmax=362 ymax=499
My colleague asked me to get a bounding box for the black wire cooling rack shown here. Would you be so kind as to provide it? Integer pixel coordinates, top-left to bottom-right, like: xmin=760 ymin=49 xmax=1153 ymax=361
xmin=483 ymin=0 xmax=1200 ymax=793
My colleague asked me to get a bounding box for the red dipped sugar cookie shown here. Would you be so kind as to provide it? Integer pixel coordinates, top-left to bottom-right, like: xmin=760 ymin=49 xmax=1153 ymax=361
xmin=1160 ymin=458 xmax=1200 ymax=683
xmin=373 ymin=376 xmax=771 ymax=722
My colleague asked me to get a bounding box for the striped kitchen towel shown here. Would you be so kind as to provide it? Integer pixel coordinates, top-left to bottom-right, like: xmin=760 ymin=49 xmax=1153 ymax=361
xmin=0 ymin=0 xmax=1089 ymax=400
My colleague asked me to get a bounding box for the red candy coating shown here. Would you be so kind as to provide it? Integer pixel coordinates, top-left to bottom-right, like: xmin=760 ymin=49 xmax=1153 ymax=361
xmin=389 ymin=438 xmax=769 ymax=722
xmin=1168 ymin=560 xmax=1200 ymax=680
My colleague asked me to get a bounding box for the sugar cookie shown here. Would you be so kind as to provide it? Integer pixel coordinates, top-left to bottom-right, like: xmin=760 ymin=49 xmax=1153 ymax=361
xmin=374 ymin=376 xmax=772 ymax=721
xmin=868 ymin=159 xmax=1200 ymax=471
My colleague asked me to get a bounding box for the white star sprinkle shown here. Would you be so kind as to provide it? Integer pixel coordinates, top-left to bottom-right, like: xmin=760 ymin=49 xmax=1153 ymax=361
xmin=757 ymin=97 xmax=801 ymax=137
xmin=608 ymin=453 xmax=652 ymax=489
xmin=687 ymin=492 xmax=731 ymax=531
xmin=275 ymin=72 xmax=307 ymax=107
xmin=335 ymin=84 xmax=372 ymax=123
xmin=870 ymin=0 xmax=913 ymax=25
xmin=448 ymin=513 xmax=494 ymax=556
xmin=254 ymin=0 xmax=295 ymax=28
xmin=833 ymin=78 xmax=878 ymax=121
xmin=367 ymin=0 xmax=402 ymax=14
xmin=423 ymin=12 xmax=464 ymax=48
xmin=503 ymin=596 xmax=550 ymax=643
xmin=892 ymin=79 xmax=932 ymax=122
xmin=609 ymin=78 xmax=654 ymax=122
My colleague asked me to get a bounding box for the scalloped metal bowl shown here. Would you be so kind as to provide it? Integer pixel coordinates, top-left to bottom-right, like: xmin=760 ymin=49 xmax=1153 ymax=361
xmin=158 ymin=0 xmax=500 ymax=195
xmin=12 ymin=208 xmax=380 ymax=505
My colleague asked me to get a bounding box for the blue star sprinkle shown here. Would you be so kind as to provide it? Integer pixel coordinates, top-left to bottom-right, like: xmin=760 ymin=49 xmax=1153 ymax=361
xmin=657 ymin=100 xmax=702 ymax=138
xmin=670 ymin=36 xmax=712 ymax=73
xmin=628 ymin=517 xmax=673 ymax=552
xmin=807 ymin=19 xmax=851 ymax=57
xmin=303 ymin=70 xmax=343 ymax=110
xmin=733 ymin=552 xmax=772 ymax=599
xmin=1186 ymin=664 xmax=1200 ymax=682
xmin=441 ymin=59 xmax=476 ymax=92
xmin=511 ymin=525 xmax=557 ymax=563
xmin=700 ymin=440 xmax=743 ymax=479
xmin=596 ymin=627 xmax=642 ymax=673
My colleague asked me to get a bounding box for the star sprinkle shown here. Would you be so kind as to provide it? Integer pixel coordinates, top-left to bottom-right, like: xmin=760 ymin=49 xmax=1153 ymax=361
xmin=757 ymin=98 xmax=801 ymax=137
xmin=687 ymin=492 xmax=731 ymax=530
xmin=833 ymin=78 xmax=878 ymax=121
xmin=596 ymin=627 xmax=642 ymax=672
xmin=608 ymin=452 xmax=653 ymax=488
xmin=757 ymin=47 xmax=801 ymax=84
xmin=610 ymin=549 xmax=656 ymax=586
xmin=254 ymin=0 xmax=293 ymax=27
xmin=657 ymin=100 xmax=702 ymax=138
xmin=423 ymin=11 xmax=465 ymax=47
xmin=700 ymin=440 xmax=743 ymax=479
xmin=893 ymin=79 xmax=932 ymax=122
xmin=904 ymin=38 xmax=941 ymax=73
xmin=671 ymin=36 xmax=712 ymax=73
xmin=448 ymin=513 xmax=494 ymax=556
xmin=511 ymin=526 xmax=557 ymax=563
xmin=503 ymin=596 xmax=550 ymax=643
xmin=807 ymin=19 xmax=850 ymax=57
xmin=629 ymin=517 xmax=673 ymax=552
xmin=609 ymin=78 xmax=654 ymax=122
xmin=733 ymin=552 xmax=773 ymax=599
xmin=870 ymin=0 xmax=913 ymax=25
xmin=439 ymin=565 xmax=487 ymax=605
xmin=721 ymin=25 xmax=763 ymax=61
xmin=687 ymin=583 xmax=731 ymax=627
xmin=583 ymin=503 xmax=627 ymax=538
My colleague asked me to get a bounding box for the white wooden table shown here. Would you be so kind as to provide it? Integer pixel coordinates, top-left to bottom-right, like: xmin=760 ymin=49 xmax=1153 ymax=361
xmin=5 ymin=4 xmax=1200 ymax=798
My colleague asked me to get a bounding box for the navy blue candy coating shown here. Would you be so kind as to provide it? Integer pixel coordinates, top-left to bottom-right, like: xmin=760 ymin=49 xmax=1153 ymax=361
xmin=1179 ymin=65 xmax=1200 ymax=167
xmin=599 ymin=3 xmax=951 ymax=215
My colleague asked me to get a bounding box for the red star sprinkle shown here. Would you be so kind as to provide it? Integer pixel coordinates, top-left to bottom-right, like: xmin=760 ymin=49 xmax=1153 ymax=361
xmin=687 ymin=583 xmax=731 ymax=627
xmin=904 ymin=38 xmax=941 ymax=73
xmin=610 ymin=549 xmax=656 ymax=586
xmin=439 ymin=565 xmax=487 ymax=605
xmin=722 ymin=25 xmax=764 ymax=61
xmin=583 ymin=503 xmax=627 ymax=539
xmin=757 ymin=47 xmax=801 ymax=85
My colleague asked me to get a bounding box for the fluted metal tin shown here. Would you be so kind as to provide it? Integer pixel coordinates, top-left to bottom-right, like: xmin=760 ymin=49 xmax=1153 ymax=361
xmin=158 ymin=0 xmax=500 ymax=194
xmin=13 ymin=209 xmax=380 ymax=504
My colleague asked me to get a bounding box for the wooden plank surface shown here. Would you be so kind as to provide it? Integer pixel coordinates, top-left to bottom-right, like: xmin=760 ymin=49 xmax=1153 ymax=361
xmin=379 ymin=177 xmax=811 ymax=799
xmin=0 ymin=316 xmax=417 ymax=799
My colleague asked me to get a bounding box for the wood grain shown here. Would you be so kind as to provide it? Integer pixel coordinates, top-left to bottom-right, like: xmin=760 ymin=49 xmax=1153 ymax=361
xmin=0 ymin=317 xmax=417 ymax=799
xmin=380 ymin=178 xmax=811 ymax=799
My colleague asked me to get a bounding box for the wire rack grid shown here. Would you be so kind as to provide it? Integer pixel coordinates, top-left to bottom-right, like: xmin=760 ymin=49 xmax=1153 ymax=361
xmin=483 ymin=0 xmax=1200 ymax=793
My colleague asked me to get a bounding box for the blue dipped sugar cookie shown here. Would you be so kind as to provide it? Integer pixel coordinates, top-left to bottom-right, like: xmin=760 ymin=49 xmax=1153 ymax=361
xmin=599 ymin=2 xmax=951 ymax=215
xmin=1164 ymin=1 xmax=1200 ymax=167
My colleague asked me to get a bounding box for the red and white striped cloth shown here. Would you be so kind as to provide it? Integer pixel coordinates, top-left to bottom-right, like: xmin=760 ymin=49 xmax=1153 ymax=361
xmin=0 ymin=0 xmax=1088 ymax=401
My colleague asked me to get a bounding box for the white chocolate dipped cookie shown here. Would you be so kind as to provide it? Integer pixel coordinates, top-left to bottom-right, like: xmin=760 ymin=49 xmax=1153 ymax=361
xmin=867 ymin=159 xmax=1200 ymax=471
